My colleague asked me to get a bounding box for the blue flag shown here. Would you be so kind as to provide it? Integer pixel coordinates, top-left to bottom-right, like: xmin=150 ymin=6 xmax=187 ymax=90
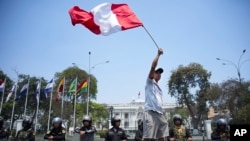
xmin=15 ymin=83 xmax=29 ymax=100
xmin=44 ymin=79 xmax=53 ymax=99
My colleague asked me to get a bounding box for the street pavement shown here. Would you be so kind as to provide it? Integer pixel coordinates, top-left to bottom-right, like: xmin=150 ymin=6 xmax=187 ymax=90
xmin=36 ymin=135 xmax=212 ymax=141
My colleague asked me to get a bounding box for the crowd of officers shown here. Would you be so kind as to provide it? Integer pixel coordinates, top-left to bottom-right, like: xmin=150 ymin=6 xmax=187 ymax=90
xmin=0 ymin=114 xmax=230 ymax=141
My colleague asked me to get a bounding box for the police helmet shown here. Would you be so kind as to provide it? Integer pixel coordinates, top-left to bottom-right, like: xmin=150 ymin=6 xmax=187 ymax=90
xmin=0 ymin=116 xmax=4 ymax=127
xmin=22 ymin=118 xmax=32 ymax=128
xmin=82 ymin=115 xmax=92 ymax=125
xmin=173 ymin=114 xmax=182 ymax=124
xmin=52 ymin=117 xmax=62 ymax=126
xmin=111 ymin=115 xmax=121 ymax=126
xmin=138 ymin=119 xmax=143 ymax=131
xmin=217 ymin=118 xmax=227 ymax=127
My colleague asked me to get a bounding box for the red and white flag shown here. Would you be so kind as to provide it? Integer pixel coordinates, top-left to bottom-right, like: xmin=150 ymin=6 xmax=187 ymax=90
xmin=69 ymin=3 xmax=143 ymax=36
xmin=0 ymin=80 xmax=5 ymax=92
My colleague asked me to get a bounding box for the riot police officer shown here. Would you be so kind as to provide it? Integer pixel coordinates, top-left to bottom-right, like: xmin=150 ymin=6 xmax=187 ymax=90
xmin=75 ymin=115 xmax=96 ymax=141
xmin=168 ymin=114 xmax=192 ymax=141
xmin=134 ymin=119 xmax=143 ymax=141
xmin=211 ymin=118 xmax=230 ymax=141
xmin=44 ymin=117 xmax=66 ymax=141
xmin=103 ymin=115 xmax=127 ymax=141
xmin=0 ymin=116 xmax=8 ymax=141
xmin=15 ymin=117 xmax=35 ymax=141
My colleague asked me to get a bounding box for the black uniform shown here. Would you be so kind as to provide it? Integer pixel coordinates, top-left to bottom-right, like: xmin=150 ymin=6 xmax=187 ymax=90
xmin=211 ymin=128 xmax=230 ymax=141
xmin=104 ymin=127 xmax=127 ymax=141
xmin=44 ymin=127 xmax=66 ymax=141
xmin=0 ymin=116 xmax=8 ymax=141
xmin=0 ymin=127 xmax=8 ymax=141
xmin=15 ymin=128 xmax=35 ymax=141
xmin=76 ymin=115 xmax=96 ymax=141
xmin=78 ymin=126 xmax=96 ymax=141
xmin=15 ymin=118 xmax=35 ymax=141
xmin=134 ymin=119 xmax=143 ymax=141
xmin=211 ymin=118 xmax=230 ymax=141
xmin=134 ymin=129 xmax=143 ymax=141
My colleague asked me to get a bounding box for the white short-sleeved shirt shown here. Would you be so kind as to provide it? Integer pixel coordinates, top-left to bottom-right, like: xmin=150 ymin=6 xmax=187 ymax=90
xmin=144 ymin=78 xmax=163 ymax=114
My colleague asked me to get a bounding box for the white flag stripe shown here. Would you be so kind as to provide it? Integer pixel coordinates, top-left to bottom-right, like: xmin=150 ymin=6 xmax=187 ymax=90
xmin=6 ymin=84 xmax=16 ymax=102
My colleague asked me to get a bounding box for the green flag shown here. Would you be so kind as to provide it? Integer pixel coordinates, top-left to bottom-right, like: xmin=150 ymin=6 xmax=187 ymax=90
xmin=68 ymin=78 xmax=77 ymax=94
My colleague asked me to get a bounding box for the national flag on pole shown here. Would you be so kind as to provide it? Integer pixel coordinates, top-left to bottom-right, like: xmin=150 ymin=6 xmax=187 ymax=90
xmin=76 ymin=79 xmax=88 ymax=94
xmin=0 ymin=80 xmax=5 ymax=92
xmin=68 ymin=78 xmax=77 ymax=94
xmin=69 ymin=3 xmax=143 ymax=36
xmin=57 ymin=78 xmax=64 ymax=93
xmin=15 ymin=83 xmax=29 ymax=100
xmin=35 ymin=81 xmax=41 ymax=103
xmin=6 ymin=84 xmax=16 ymax=102
xmin=44 ymin=79 xmax=53 ymax=99
xmin=55 ymin=78 xmax=64 ymax=101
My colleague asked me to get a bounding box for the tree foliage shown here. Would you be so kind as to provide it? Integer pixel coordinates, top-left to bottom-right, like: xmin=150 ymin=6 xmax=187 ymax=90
xmin=168 ymin=63 xmax=211 ymax=129
xmin=208 ymin=79 xmax=250 ymax=124
xmin=0 ymin=68 xmax=108 ymax=132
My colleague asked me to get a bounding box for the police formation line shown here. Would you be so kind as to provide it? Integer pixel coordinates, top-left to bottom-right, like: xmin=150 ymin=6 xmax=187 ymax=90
xmin=0 ymin=114 xmax=230 ymax=141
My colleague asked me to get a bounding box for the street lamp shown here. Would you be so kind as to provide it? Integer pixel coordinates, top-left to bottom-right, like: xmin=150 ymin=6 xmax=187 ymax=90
xmin=108 ymin=106 xmax=113 ymax=129
xmin=109 ymin=106 xmax=114 ymax=120
xmin=72 ymin=52 xmax=110 ymax=116
xmin=216 ymin=49 xmax=250 ymax=84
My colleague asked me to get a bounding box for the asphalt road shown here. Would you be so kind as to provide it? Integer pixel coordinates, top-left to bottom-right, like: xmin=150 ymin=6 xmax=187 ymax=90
xmin=36 ymin=135 xmax=211 ymax=141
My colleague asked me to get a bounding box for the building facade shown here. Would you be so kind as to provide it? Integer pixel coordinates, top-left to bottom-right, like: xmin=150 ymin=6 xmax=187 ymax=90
xmin=100 ymin=98 xmax=178 ymax=131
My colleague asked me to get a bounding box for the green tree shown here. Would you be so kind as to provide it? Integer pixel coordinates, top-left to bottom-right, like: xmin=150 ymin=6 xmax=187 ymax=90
xmin=168 ymin=63 xmax=211 ymax=129
xmin=208 ymin=79 xmax=250 ymax=124
xmin=51 ymin=66 xmax=99 ymax=129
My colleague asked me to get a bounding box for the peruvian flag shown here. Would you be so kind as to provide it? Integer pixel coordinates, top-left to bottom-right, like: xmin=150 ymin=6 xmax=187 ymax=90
xmin=69 ymin=3 xmax=143 ymax=36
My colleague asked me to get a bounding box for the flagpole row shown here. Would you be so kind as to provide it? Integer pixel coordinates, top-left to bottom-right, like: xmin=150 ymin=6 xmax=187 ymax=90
xmin=142 ymin=25 xmax=160 ymax=49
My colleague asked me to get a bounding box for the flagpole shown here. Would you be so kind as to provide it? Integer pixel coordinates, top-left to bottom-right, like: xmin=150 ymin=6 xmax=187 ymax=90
xmin=10 ymin=82 xmax=17 ymax=131
xmin=73 ymin=77 xmax=77 ymax=130
xmin=24 ymin=78 xmax=30 ymax=117
xmin=34 ymin=79 xmax=41 ymax=134
xmin=61 ymin=77 xmax=65 ymax=119
xmin=47 ymin=87 xmax=53 ymax=131
xmin=0 ymin=78 xmax=6 ymax=114
xmin=142 ymin=25 xmax=160 ymax=49
xmin=86 ymin=51 xmax=91 ymax=116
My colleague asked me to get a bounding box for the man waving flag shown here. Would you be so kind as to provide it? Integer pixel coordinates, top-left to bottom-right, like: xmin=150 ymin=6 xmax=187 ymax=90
xmin=69 ymin=3 xmax=143 ymax=36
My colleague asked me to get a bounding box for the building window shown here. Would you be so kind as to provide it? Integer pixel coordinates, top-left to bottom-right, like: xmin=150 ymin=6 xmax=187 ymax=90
xmin=124 ymin=121 xmax=129 ymax=128
xmin=125 ymin=113 xmax=129 ymax=119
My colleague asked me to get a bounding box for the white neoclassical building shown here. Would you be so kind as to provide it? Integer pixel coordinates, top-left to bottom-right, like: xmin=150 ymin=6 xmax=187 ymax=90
xmin=100 ymin=98 xmax=178 ymax=131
